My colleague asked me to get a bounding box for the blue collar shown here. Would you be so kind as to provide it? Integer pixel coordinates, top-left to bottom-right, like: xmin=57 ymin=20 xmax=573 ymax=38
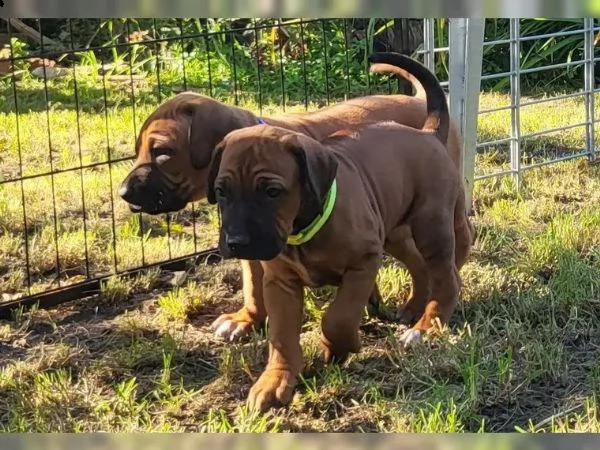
xmin=257 ymin=117 xmax=266 ymax=124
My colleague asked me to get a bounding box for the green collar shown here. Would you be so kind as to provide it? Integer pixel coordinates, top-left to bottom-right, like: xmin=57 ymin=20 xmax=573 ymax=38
xmin=287 ymin=179 xmax=337 ymax=246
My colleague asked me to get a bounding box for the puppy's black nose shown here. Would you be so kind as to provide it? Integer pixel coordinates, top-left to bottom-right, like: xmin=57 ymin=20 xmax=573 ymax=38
xmin=226 ymin=234 xmax=250 ymax=252
xmin=118 ymin=180 xmax=140 ymax=204
xmin=118 ymin=183 xmax=129 ymax=200
xmin=118 ymin=182 xmax=143 ymax=212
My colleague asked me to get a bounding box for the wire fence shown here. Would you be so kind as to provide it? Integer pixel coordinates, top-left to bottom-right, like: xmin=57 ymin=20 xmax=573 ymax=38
xmin=472 ymin=18 xmax=599 ymax=186
xmin=0 ymin=18 xmax=597 ymax=317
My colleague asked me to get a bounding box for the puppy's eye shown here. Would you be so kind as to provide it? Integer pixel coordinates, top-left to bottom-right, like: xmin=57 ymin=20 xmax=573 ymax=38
xmin=265 ymin=186 xmax=282 ymax=198
xmin=151 ymin=147 xmax=174 ymax=164
xmin=214 ymin=187 xmax=226 ymax=198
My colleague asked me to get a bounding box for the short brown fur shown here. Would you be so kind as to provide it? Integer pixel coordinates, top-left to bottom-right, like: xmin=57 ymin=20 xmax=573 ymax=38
xmin=208 ymin=119 xmax=471 ymax=411
xmin=119 ymin=54 xmax=468 ymax=341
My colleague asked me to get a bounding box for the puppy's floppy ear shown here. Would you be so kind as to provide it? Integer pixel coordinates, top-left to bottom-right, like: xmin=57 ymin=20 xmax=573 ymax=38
xmin=283 ymin=134 xmax=338 ymax=208
xmin=180 ymin=102 xmax=214 ymax=170
xmin=206 ymin=138 xmax=226 ymax=205
xmin=180 ymin=96 xmax=245 ymax=170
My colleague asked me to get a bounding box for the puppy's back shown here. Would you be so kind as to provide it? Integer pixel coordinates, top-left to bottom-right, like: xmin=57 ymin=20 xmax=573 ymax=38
xmin=325 ymin=122 xmax=459 ymax=227
xmin=327 ymin=121 xmax=450 ymax=172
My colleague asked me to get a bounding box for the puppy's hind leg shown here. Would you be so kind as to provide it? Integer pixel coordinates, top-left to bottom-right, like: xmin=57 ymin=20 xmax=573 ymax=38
xmin=366 ymin=283 xmax=383 ymax=318
xmin=211 ymin=260 xmax=267 ymax=341
xmin=399 ymin=210 xmax=460 ymax=348
xmin=383 ymin=226 xmax=430 ymax=327
xmin=454 ymin=190 xmax=475 ymax=271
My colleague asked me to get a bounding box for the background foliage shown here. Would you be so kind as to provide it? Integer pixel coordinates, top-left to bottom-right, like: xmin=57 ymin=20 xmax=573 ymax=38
xmin=1 ymin=18 xmax=595 ymax=108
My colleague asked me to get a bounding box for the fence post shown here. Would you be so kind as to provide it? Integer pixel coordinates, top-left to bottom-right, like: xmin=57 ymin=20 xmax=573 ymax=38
xmin=584 ymin=17 xmax=596 ymax=162
xmin=449 ymin=18 xmax=485 ymax=215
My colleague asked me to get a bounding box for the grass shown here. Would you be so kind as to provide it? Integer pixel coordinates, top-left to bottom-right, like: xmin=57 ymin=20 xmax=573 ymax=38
xmin=1 ymin=71 xmax=600 ymax=431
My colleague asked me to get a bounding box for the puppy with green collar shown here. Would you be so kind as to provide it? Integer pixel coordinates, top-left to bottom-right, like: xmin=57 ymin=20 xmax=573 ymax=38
xmin=207 ymin=54 xmax=473 ymax=412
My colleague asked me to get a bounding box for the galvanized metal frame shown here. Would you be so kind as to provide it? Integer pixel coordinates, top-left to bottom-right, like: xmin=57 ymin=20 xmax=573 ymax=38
xmin=448 ymin=18 xmax=485 ymax=214
xmin=472 ymin=18 xmax=599 ymax=186
xmin=584 ymin=17 xmax=596 ymax=161
xmin=423 ymin=18 xmax=436 ymax=72
xmin=509 ymin=18 xmax=522 ymax=188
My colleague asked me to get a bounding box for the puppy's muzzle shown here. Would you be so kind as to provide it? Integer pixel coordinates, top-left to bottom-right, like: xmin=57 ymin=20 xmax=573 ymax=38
xmin=225 ymin=233 xmax=251 ymax=256
xmin=219 ymin=204 xmax=284 ymax=261
xmin=118 ymin=182 xmax=142 ymax=212
xmin=119 ymin=165 xmax=188 ymax=215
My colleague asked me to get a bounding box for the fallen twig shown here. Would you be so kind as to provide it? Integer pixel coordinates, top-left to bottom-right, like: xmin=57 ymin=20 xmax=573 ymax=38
xmin=532 ymin=403 xmax=584 ymax=431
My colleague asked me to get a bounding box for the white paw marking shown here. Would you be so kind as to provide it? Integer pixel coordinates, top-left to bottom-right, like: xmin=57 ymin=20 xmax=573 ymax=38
xmin=214 ymin=320 xmax=235 ymax=339
xmin=212 ymin=319 xmax=248 ymax=341
xmin=397 ymin=323 xmax=409 ymax=332
xmin=229 ymin=324 xmax=246 ymax=341
xmin=399 ymin=328 xmax=422 ymax=348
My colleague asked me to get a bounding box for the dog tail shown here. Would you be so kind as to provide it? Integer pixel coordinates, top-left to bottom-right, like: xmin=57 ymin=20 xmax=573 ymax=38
xmin=367 ymin=59 xmax=427 ymax=100
xmin=367 ymin=52 xmax=449 ymax=146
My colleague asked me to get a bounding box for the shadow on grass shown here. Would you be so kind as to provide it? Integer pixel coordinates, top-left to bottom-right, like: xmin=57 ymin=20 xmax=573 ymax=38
xmin=1 ymin=253 xmax=599 ymax=432
xmin=1 ymin=146 xmax=599 ymax=432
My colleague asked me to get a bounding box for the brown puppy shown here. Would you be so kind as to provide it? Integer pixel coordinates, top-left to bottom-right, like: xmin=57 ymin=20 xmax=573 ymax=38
xmin=207 ymin=55 xmax=472 ymax=411
xmin=118 ymin=52 xmax=466 ymax=342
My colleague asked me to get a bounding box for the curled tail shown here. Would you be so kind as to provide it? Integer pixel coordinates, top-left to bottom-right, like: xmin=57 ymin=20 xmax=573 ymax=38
xmin=367 ymin=52 xmax=449 ymax=146
xmin=370 ymin=60 xmax=427 ymax=99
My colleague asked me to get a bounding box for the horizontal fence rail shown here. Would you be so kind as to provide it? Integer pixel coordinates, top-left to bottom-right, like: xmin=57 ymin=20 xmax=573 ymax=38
xmin=472 ymin=18 xmax=599 ymax=185
xmin=0 ymin=18 xmax=597 ymax=318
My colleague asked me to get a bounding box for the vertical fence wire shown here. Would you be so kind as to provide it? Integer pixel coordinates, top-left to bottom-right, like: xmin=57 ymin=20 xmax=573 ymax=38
xmin=365 ymin=21 xmax=372 ymax=96
xmin=277 ymin=19 xmax=287 ymax=112
xmin=321 ymin=19 xmax=331 ymax=106
xmin=384 ymin=20 xmax=395 ymax=94
xmin=177 ymin=19 xmax=199 ymax=255
xmin=202 ymin=22 xmax=214 ymax=98
xmin=299 ymin=19 xmax=309 ymax=110
xmin=584 ymin=17 xmax=596 ymax=161
xmin=67 ymin=19 xmax=91 ymax=280
xmin=124 ymin=20 xmax=146 ymax=268
xmin=7 ymin=20 xmax=32 ymax=295
xmin=230 ymin=23 xmax=239 ymax=106
xmin=423 ymin=18 xmax=436 ymax=72
xmin=178 ymin=20 xmax=189 ymax=92
xmin=342 ymin=19 xmax=352 ymax=101
xmin=100 ymin=49 xmax=119 ymax=274
xmin=151 ymin=19 xmax=173 ymax=263
xmin=253 ymin=18 xmax=264 ymax=116
xmin=38 ymin=19 xmax=63 ymax=288
xmin=509 ymin=19 xmax=522 ymax=188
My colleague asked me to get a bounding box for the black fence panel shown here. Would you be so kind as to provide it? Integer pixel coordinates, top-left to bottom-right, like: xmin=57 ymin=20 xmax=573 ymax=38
xmin=0 ymin=18 xmax=427 ymax=317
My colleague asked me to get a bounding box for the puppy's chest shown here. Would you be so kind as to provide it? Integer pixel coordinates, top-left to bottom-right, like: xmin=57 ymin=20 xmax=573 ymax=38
xmin=278 ymin=247 xmax=343 ymax=287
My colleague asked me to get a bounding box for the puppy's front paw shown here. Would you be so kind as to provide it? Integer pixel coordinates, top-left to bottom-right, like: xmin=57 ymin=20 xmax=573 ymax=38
xmin=398 ymin=327 xmax=423 ymax=348
xmin=247 ymin=369 xmax=297 ymax=412
xmin=396 ymin=308 xmax=419 ymax=327
xmin=396 ymin=298 xmax=426 ymax=326
xmin=320 ymin=333 xmax=361 ymax=365
xmin=211 ymin=308 xmax=262 ymax=341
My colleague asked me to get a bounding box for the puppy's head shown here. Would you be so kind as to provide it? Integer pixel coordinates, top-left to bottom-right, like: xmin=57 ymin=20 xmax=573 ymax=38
xmin=207 ymin=125 xmax=338 ymax=261
xmin=118 ymin=93 xmax=251 ymax=215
